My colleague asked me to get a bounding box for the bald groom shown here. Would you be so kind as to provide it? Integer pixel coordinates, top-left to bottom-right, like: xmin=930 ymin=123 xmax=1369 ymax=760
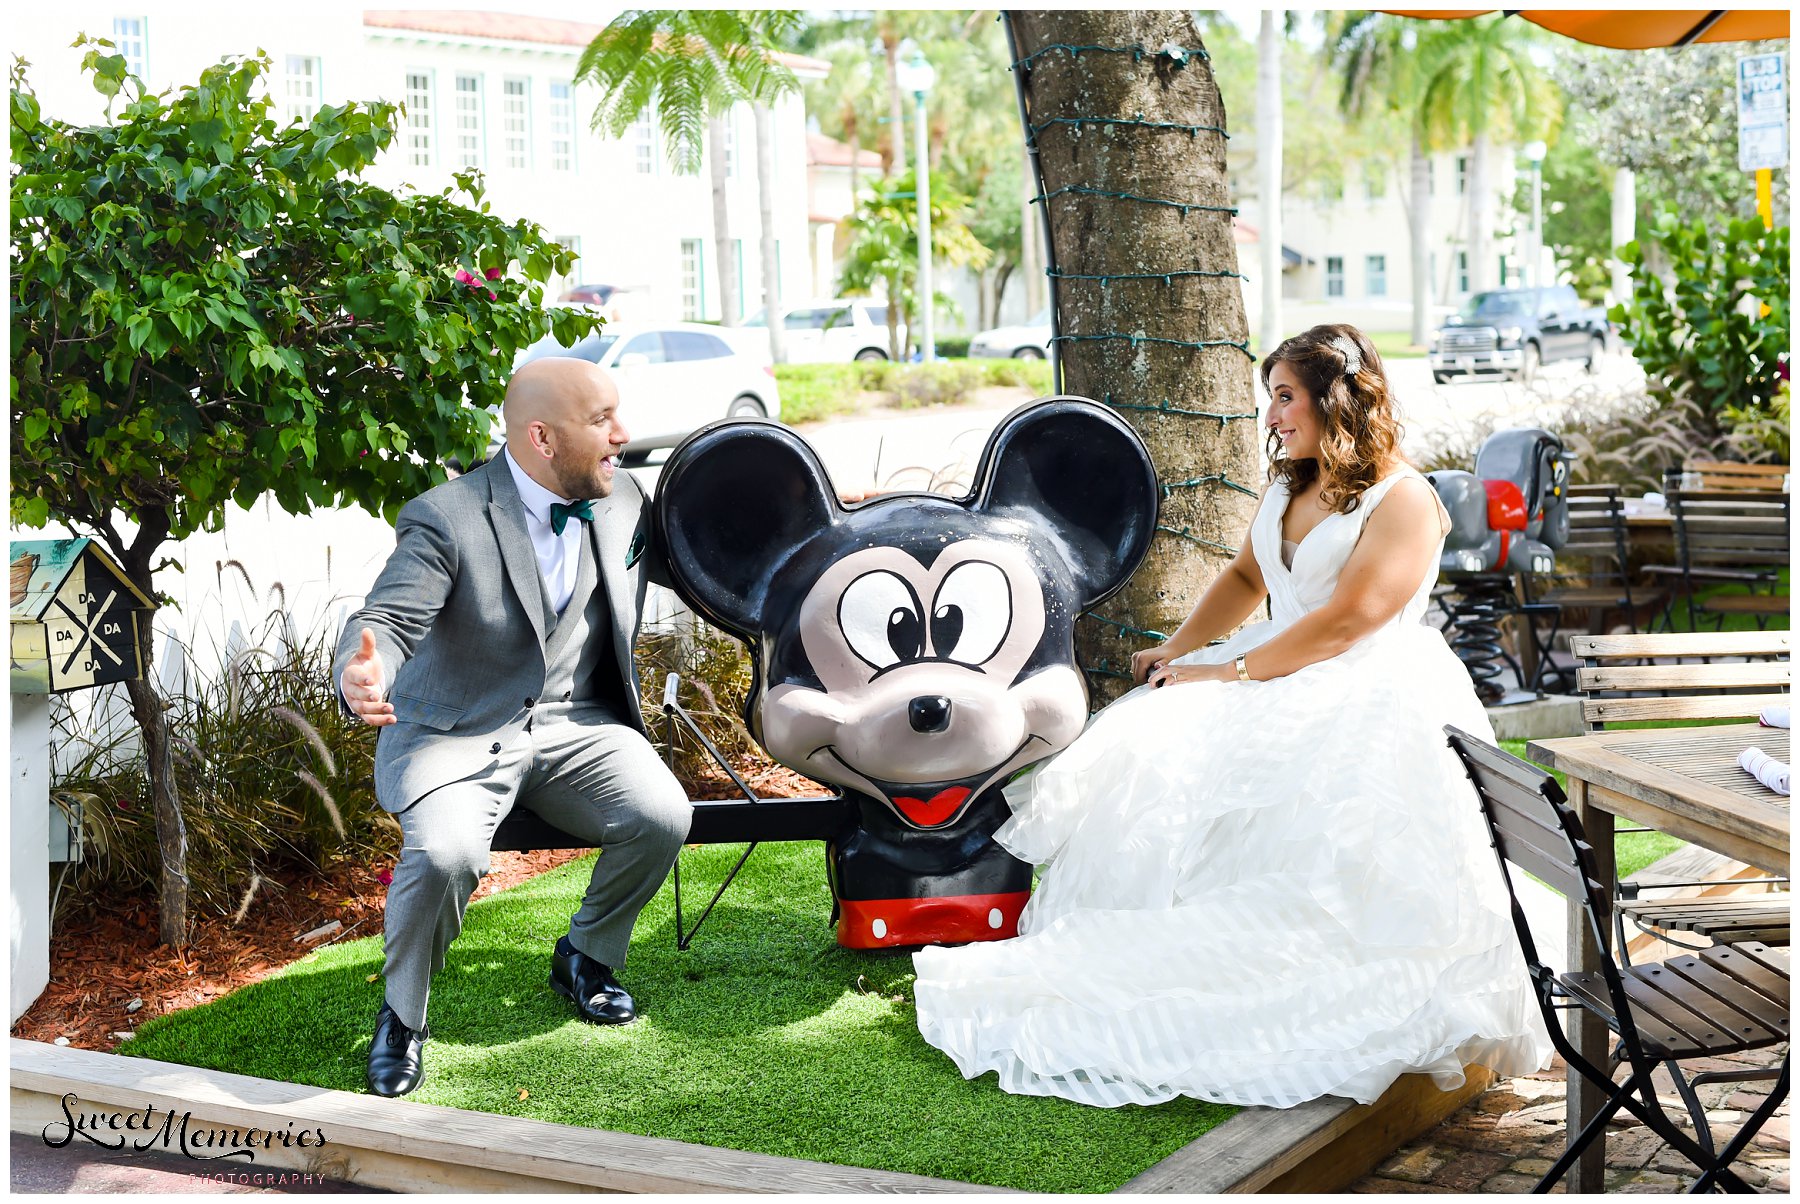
xmin=335 ymin=359 xmax=691 ymax=1097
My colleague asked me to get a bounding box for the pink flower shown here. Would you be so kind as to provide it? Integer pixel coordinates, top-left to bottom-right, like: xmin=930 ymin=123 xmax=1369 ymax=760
xmin=454 ymin=266 xmax=502 ymax=300
xmin=377 ymin=869 xmax=393 ymax=886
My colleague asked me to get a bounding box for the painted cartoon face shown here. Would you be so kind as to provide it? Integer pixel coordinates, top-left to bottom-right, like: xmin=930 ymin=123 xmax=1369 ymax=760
xmin=652 ymin=396 xmax=1162 ymax=834
xmin=762 ymin=539 xmax=1086 ymax=829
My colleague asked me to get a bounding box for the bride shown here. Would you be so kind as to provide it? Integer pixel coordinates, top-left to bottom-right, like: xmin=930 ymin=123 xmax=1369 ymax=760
xmin=911 ymin=324 xmax=1553 ymax=1109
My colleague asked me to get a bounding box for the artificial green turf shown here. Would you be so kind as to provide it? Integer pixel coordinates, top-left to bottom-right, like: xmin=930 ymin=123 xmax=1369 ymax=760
xmin=123 ymin=841 xmax=1232 ymax=1192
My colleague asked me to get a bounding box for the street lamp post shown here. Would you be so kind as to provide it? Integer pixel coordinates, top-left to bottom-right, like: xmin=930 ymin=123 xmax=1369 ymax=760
xmin=897 ymin=51 xmax=936 ymax=362
xmin=1522 ymin=140 xmax=1547 ymax=289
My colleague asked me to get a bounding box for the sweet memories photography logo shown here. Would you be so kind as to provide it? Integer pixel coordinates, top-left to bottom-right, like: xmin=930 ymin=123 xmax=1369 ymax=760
xmin=42 ymin=1093 xmax=329 ymax=1162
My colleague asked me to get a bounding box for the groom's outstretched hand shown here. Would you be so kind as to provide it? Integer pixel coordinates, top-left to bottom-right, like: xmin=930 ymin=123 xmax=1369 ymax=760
xmin=341 ymin=628 xmax=396 ymax=727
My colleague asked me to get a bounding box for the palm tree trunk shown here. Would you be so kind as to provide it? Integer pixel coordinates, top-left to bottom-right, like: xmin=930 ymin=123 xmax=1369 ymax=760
xmin=753 ymin=102 xmax=785 ymax=362
xmin=1010 ymin=10 xmax=1259 ymax=708
xmin=881 ymin=31 xmax=906 ymax=178
xmin=1409 ymin=131 xmax=1431 ymax=345
xmin=1468 ymin=131 xmax=1491 ymax=292
xmin=1255 ymin=11 xmax=1283 ymax=357
xmin=846 ymin=111 xmax=862 ymax=204
xmin=709 ymin=114 xmax=739 ymax=327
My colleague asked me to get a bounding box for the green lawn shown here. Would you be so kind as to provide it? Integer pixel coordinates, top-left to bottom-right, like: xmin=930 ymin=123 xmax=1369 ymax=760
xmin=124 ymin=841 xmax=1231 ymax=1193
xmin=1664 ymin=568 xmax=1790 ymax=635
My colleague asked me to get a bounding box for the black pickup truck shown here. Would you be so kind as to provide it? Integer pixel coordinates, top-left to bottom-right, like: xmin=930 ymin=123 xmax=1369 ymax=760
xmin=1429 ymin=285 xmax=1610 ymax=384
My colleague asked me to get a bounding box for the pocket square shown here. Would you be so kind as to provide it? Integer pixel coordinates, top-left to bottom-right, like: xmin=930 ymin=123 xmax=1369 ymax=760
xmin=626 ymin=529 xmax=645 ymax=569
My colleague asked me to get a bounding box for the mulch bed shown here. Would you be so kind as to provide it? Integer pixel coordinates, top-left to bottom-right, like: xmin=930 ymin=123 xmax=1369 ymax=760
xmin=12 ymin=756 xmax=824 ymax=1055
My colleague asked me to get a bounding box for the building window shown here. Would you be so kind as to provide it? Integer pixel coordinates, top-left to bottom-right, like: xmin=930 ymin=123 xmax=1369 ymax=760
xmin=282 ymin=55 xmax=320 ymax=125
xmin=502 ymin=77 xmax=530 ymax=170
xmin=1366 ymin=254 xmax=1387 ymax=297
xmin=632 ymin=115 xmax=656 ymax=175
xmin=1455 ymin=154 xmax=1468 ymax=196
xmin=404 ymin=71 xmax=433 ymax=167
xmin=549 ymin=82 xmax=574 ymax=172
xmin=680 ymin=238 xmax=704 ymax=320
xmin=112 ymin=16 xmax=148 ymax=79
xmin=1325 ymin=255 xmax=1345 ymax=299
xmin=1456 ymin=250 xmax=1470 ymax=293
xmin=453 ymin=74 xmax=482 ymax=169
xmin=1364 ymin=162 xmax=1386 ymax=201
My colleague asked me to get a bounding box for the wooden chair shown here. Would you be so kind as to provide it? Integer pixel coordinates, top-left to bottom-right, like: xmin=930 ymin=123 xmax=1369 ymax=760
xmin=1689 ymin=459 xmax=1790 ymax=492
xmin=1445 ymin=726 xmax=1789 ymax=1193
xmin=1519 ymin=484 xmax=1655 ymax=691
xmin=1648 ymin=489 xmax=1789 ymax=631
xmin=1570 ymin=631 xmax=1790 ymax=957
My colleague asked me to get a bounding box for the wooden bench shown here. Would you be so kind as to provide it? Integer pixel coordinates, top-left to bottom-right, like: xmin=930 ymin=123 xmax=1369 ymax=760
xmin=1689 ymin=459 xmax=1790 ymax=492
xmin=1648 ymin=489 xmax=1789 ymax=631
xmin=1570 ymin=631 xmax=1790 ymax=955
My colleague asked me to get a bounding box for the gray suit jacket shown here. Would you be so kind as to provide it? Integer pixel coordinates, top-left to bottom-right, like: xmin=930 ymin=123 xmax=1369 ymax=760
xmin=334 ymin=455 xmax=668 ymax=811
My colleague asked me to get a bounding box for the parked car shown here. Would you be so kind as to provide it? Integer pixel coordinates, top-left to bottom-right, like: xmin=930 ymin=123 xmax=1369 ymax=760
xmin=513 ymin=318 xmax=780 ymax=461
xmin=1429 ymin=285 xmax=1610 ymax=384
xmin=557 ymin=283 xmax=651 ymax=322
xmin=969 ymin=309 xmax=1052 ymax=359
xmin=743 ymin=298 xmax=893 ymax=362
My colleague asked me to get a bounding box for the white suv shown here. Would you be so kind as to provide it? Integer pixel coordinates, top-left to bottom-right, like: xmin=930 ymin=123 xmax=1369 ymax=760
xmin=744 ymin=299 xmax=894 ymax=362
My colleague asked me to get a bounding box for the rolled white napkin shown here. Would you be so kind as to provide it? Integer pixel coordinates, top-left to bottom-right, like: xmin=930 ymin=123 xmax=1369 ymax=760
xmin=1759 ymin=704 xmax=1790 ymax=729
xmin=1738 ymin=746 xmax=1791 ymax=796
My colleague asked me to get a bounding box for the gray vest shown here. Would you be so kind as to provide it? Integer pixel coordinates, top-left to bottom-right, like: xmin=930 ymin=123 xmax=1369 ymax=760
xmin=538 ymin=533 xmax=623 ymax=714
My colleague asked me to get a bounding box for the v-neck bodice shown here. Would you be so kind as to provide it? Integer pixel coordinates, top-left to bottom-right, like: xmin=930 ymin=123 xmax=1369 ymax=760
xmin=1252 ymin=468 xmax=1441 ymax=626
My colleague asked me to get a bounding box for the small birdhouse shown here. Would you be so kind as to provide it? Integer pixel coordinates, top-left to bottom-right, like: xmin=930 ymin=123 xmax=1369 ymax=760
xmin=10 ymin=539 xmax=152 ymax=695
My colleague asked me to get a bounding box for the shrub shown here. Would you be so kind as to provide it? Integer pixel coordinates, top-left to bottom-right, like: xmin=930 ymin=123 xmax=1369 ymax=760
xmin=51 ymin=612 xmax=389 ymax=922
xmin=1612 ymin=213 xmax=1788 ymax=436
xmin=633 ymin=615 xmax=764 ymax=791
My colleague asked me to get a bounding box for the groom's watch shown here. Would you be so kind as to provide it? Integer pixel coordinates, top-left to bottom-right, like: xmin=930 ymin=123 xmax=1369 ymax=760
xmin=1234 ymin=653 xmax=1251 ymax=682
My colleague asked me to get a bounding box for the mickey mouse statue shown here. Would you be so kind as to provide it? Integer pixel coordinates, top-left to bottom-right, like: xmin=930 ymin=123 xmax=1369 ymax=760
xmin=653 ymin=397 xmax=1159 ymax=949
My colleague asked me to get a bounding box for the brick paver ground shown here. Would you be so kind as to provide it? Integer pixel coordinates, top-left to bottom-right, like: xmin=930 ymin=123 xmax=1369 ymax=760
xmin=1350 ymin=1046 xmax=1788 ymax=1193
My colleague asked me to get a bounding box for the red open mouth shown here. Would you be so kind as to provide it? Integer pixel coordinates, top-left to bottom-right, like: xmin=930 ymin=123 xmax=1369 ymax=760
xmin=890 ymin=785 xmax=971 ymax=827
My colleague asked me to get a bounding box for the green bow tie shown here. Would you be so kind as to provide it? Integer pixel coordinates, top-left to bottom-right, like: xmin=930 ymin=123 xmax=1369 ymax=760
xmin=549 ymin=499 xmax=594 ymax=535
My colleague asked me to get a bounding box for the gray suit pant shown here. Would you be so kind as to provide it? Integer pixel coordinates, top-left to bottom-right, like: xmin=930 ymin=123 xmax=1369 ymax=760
xmin=381 ymin=704 xmax=691 ymax=1031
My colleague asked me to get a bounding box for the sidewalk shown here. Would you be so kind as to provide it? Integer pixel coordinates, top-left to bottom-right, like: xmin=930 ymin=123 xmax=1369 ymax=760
xmin=1350 ymin=1047 xmax=1788 ymax=1193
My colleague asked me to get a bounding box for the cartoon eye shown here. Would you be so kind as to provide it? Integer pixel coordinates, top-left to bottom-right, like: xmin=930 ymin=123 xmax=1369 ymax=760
xmin=838 ymin=570 xmax=924 ymax=671
xmin=930 ymin=560 xmax=1011 ymax=666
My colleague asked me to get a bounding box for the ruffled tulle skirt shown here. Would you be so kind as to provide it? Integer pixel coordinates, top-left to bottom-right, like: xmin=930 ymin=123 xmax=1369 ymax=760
xmin=911 ymin=621 xmax=1555 ymax=1109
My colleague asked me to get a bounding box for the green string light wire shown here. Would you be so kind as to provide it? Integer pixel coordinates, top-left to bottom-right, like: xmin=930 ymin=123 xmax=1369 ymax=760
xmin=1081 ymin=613 xmax=1169 ymax=642
xmin=1104 ymin=395 xmax=1260 ymax=423
xmin=1029 ymin=115 xmax=1230 ymax=142
xmin=1077 ymin=659 xmax=1137 ymax=683
xmin=1156 ymin=524 xmax=1238 ymax=557
xmin=1051 ymin=333 xmax=1253 ymax=359
xmin=1010 ymin=42 xmax=1210 ymax=72
xmin=1031 ymin=184 xmax=1237 ymax=218
xmin=1047 ymin=266 xmax=1247 ymax=285
xmin=1161 ymin=473 xmax=1261 ymax=500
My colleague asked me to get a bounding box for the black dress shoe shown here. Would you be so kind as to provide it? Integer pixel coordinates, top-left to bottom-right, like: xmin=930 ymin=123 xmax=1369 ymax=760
xmin=548 ymin=936 xmax=637 ymax=1025
xmin=367 ymin=1002 xmax=428 ymax=1097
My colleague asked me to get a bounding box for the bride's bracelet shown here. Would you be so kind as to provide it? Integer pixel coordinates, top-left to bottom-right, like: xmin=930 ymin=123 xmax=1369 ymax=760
xmin=1235 ymin=653 xmax=1251 ymax=682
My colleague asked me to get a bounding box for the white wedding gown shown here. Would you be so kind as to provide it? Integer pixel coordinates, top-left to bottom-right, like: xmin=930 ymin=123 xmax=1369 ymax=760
xmin=912 ymin=468 xmax=1555 ymax=1109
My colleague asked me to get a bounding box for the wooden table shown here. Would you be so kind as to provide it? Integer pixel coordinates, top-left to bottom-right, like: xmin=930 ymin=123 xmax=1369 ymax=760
xmin=1526 ymin=723 xmax=1791 ymax=1192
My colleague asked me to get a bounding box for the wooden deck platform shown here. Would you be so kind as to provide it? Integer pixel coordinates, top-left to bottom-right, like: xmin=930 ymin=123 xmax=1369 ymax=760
xmin=10 ymin=1038 xmax=1490 ymax=1193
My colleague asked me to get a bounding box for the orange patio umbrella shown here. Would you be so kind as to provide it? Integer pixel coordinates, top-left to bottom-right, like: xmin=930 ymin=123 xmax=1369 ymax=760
xmin=1382 ymin=10 xmax=1790 ymax=50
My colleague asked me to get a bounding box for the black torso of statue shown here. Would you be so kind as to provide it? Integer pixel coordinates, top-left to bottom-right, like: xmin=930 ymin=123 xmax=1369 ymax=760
xmin=653 ymin=397 xmax=1159 ymax=948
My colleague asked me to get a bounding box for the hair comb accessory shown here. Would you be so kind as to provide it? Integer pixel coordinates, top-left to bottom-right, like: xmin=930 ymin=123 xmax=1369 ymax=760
xmin=1329 ymin=334 xmax=1362 ymax=378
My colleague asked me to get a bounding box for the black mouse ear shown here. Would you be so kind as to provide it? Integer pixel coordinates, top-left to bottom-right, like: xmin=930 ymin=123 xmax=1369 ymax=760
xmin=652 ymin=419 xmax=838 ymax=637
xmin=971 ymin=396 xmax=1160 ymax=607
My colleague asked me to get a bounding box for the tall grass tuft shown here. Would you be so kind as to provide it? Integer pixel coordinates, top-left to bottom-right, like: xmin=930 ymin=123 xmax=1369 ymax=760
xmin=51 ymin=609 xmax=386 ymax=922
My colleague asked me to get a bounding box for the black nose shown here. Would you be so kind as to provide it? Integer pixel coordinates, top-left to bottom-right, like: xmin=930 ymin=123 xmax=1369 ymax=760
xmin=908 ymin=695 xmax=952 ymax=734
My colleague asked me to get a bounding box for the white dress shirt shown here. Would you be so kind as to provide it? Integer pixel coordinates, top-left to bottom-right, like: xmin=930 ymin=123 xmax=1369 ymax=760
xmin=504 ymin=447 xmax=586 ymax=614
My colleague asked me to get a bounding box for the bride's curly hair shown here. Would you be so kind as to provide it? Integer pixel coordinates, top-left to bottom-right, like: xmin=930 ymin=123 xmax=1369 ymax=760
xmin=1262 ymin=323 xmax=1405 ymax=514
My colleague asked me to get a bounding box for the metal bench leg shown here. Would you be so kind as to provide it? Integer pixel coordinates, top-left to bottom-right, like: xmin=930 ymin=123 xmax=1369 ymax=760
xmin=1690 ymin=1059 xmax=1788 ymax=1194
